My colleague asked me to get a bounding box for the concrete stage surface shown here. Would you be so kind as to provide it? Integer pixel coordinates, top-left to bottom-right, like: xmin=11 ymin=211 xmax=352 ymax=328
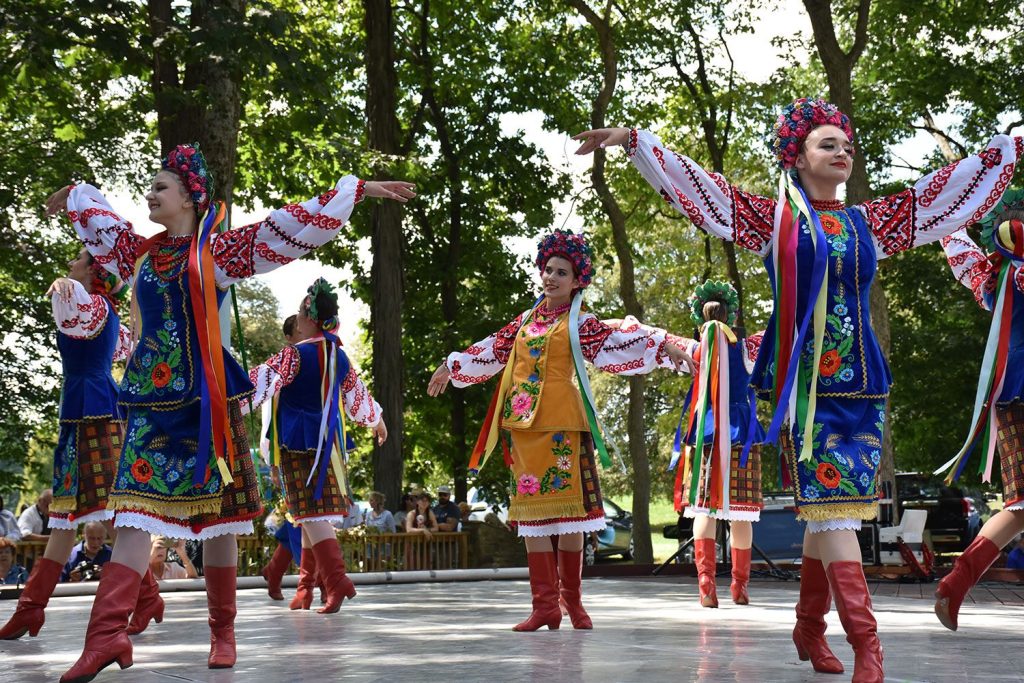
xmin=2 ymin=575 xmax=1022 ymax=683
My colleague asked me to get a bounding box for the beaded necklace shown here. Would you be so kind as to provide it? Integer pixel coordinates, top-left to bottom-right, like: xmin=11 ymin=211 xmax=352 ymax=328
xmin=148 ymin=234 xmax=192 ymax=280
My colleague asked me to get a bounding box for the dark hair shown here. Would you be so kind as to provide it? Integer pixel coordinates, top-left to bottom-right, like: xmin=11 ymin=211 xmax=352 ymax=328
xmin=997 ymin=208 xmax=1024 ymax=224
xmin=312 ymin=291 xmax=339 ymax=324
xmin=702 ymin=300 xmax=728 ymax=323
xmin=282 ymin=314 xmax=297 ymax=338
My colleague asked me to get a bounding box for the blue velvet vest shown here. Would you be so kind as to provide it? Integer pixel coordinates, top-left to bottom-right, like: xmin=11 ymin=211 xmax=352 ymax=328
xmin=56 ymin=299 xmax=121 ymax=423
xmin=276 ymin=341 xmax=354 ymax=451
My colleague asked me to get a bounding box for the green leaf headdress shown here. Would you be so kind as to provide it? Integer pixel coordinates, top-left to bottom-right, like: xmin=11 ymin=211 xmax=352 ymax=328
xmin=688 ymin=280 xmax=739 ymax=327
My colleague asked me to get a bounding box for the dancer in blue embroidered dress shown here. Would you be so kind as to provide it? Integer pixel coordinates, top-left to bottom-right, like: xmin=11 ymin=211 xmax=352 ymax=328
xmin=673 ymin=281 xmax=766 ymax=609
xmin=42 ymin=145 xmax=413 ymax=682
xmin=573 ymin=100 xmax=1021 ymax=682
xmin=247 ymin=278 xmax=386 ymax=614
xmin=936 ymin=190 xmax=1024 ymax=631
xmin=0 ymin=248 xmax=131 ymax=642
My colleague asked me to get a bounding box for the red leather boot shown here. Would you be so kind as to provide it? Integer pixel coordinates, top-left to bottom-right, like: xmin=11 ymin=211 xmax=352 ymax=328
xmin=557 ymin=548 xmax=592 ymax=629
xmin=934 ymin=534 xmax=1000 ymax=631
xmin=310 ymin=538 xmax=357 ymax=614
xmin=60 ymin=562 xmax=141 ymax=683
xmin=0 ymin=557 xmax=62 ymax=639
xmin=126 ymin=568 xmax=164 ymax=635
xmin=694 ymin=538 xmax=718 ymax=608
xmin=793 ymin=556 xmax=844 ymax=674
xmin=261 ymin=544 xmax=292 ymax=601
xmin=289 ymin=548 xmax=318 ymax=610
xmin=827 ymin=561 xmax=884 ymax=683
xmin=205 ymin=565 xmax=237 ymax=669
xmin=513 ymin=551 xmax=561 ymax=631
xmin=730 ymin=546 xmax=751 ymax=605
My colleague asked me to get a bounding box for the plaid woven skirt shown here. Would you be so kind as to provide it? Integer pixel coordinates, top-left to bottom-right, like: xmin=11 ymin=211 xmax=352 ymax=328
xmin=50 ymin=419 xmax=123 ymax=528
xmin=280 ymin=447 xmax=348 ymax=524
xmin=996 ymin=402 xmax=1024 ymax=510
xmin=680 ymin=444 xmax=763 ymax=521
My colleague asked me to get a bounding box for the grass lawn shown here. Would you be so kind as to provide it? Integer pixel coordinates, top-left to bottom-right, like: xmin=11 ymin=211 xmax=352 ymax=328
xmin=612 ymin=494 xmax=682 ymax=564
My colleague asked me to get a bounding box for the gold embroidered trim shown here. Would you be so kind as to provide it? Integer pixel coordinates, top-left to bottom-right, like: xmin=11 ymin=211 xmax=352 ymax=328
xmin=108 ymin=493 xmax=223 ymax=519
xmin=50 ymin=496 xmax=78 ymax=514
xmin=797 ymin=502 xmax=877 ymax=522
xmin=509 ymin=496 xmax=587 ymax=523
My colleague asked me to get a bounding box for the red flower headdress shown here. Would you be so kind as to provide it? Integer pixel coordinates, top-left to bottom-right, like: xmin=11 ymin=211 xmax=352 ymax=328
xmin=161 ymin=143 xmax=214 ymax=215
xmin=770 ymin=98 xmax=854 ymax=170
xmin=535 ymin=229 xmax=594 ymax=288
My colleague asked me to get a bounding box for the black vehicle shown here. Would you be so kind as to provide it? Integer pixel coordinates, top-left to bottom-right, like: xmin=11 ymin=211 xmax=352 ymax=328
xmin=896 ymin=472 xmax=981 ymax=553
xmin=584 ymin=499 xmax=633 ymax=565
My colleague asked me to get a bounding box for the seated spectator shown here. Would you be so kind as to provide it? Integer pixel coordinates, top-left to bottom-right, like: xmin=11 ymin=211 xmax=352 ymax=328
xmin=150 ymin=536 xmax=199 ymax=581
xmin=17 ymin=489 xmax=52 ymax=541
xmin=0 ymin=538 xmax=27 ymax=585
xmin=60 ymin=521 xmax=112 ymax=582
xmin=395 ymin=493 xmax=416 ymax=532
xmin=458 ymin=502 xmax=472 ymax=524
xmin=0 ymin=494 xmax=20 ymax=542
xmin=407 ymin=493 xmax=438 ymax=535
xmin=432 ymin=485 xmax=461 ymax=532
xmin=1007 ymin=536 xmax=1024 ymax=570
xmin=364 ymin=492 xmax=396 ymax=533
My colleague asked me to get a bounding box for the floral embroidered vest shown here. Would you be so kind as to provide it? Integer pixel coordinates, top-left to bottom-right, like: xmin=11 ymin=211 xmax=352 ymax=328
xmin=276 ymin=341 xmax=354 ymax=451
xmin=56 ymin=299 xmax=121 ymax=423
xmin=500 ymin=308 xmax=589 ymax=432
xmin=119 ymin=239 xmax=253 ymax=409
xmin=751 ymin=204 xmax=892 ymax=399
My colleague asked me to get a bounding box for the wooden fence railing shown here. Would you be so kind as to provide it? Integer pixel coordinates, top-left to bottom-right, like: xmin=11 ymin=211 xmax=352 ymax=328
xmin=13 ymin=531 xmax=469 ymax=578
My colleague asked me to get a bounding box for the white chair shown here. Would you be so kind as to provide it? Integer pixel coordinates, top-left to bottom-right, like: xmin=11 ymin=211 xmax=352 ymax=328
xmin=878 ymin=509 xmax=928 ymax=566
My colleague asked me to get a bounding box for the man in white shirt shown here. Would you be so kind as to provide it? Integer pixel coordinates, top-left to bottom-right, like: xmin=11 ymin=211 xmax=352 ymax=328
xmin=17 ymin=489 xmax=52 ymax=541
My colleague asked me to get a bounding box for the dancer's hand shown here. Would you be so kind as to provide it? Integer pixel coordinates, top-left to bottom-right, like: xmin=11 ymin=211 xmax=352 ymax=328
xmin=46 ymin=277 xmax=76 ymax=300
xmin=364 ymin=180 xmax=417 ymax=203
xmin=571 ymin=127 xmax=631 ymax=155
xmin=427 ymin=364 xmax=451 ymax=397
xmin=665 ymin=342 xmax=697 ymax=375
xmin=373 ymin=419 xmax=388 ymax=446
xmin=44 ymin=185 xmax=73 ymax=217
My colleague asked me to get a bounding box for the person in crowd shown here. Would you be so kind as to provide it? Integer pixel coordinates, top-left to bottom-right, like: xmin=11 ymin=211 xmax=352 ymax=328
xmin=60 ymin=522 xmax=112 ymax=583
xmin=404 ymin=493 xmax=438 ymax=571
xmin=0 ymin=494 xmax=20 ymax=542
xmin=0 ymin=538 xmax=27 ymax=585
xmin=149 ymin=537 xmax=199 ymax=581
xmin=17 ymin=489 xmax=52 ymax=541
xmin=395 ymin=493 xmax=416 ymax=532
xmin=433 ymin=486 xmax=461 ymax=532
xmin=364 ymin=492 xmax=396 ymax=533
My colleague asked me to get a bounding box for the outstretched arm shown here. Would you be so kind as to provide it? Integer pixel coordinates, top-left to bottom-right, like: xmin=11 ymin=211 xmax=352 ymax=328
xmin=427 ymin=311 xmax=527 ymax=396
xmin=245 ymin=345 xmax=301 ymax=414
xmin=211 ymin=177 xmax=415 ymax=287
xmin=338 ymin=349 xmax=387 ymax=445
xmin=861 ymin=135 xmax=1022 ymax=258
xmin=580 ymin=314 xmax=697 ymax=376
xmin=573 ymin=127 xmax=776 ymax=256
xmin=55 ymin=185 xmax=143 ymax=284
xmin=48 ymin=277 xmax=110 ymax=340
xmin=940 ymin=229 xmax=997 ymax=310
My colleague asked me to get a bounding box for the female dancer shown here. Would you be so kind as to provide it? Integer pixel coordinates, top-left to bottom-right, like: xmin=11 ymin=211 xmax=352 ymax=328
xmin=0 ymin=247 xmax=138 ymax=641
xmin=672 ymin=281 xmax=765 ymax=607
xmin=46 ymin=144 xmax=413 ymax=682
xmin=937 ymin=189 xmax=1024 ymax=630
xmin=427 ymin=229 xmax=695 ymax=631
xmin=247 ymin=278 xmax=386 ymax=613
xmin=574 ymin=99 xmax=1019 ymax=681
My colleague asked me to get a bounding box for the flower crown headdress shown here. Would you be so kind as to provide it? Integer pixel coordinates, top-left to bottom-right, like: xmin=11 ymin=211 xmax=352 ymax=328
xmin=161 ymin=143 xmax=214 ymax=216
xmin=979 ymin=188 xmax=1024 ymax=257
xmin=306 ymin=277 xmax=339 ymax=332
xmin=535 ymin=229 xmax=594 ymax=288
xmin=689 ymin=280 xmax=739 ymax=327
xmin=770 ymin=98 xmax=855 ymax=170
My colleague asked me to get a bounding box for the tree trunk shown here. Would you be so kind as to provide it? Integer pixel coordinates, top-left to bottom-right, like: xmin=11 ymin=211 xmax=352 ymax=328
xmin=568 ymin=0 xmax=653 ymax=564
xmin=364 ymin=0 xmax=405 ymax=510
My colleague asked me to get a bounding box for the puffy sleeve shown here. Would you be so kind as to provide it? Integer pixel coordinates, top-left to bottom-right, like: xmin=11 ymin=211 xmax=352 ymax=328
xmin=940 ymin=229 xmax=1000 ymax=310
xmin=211 ymin=175 xmax=366 ymax=287
xmin=113 ymin=324 xmax=133 ymax=362
xmin=627 ymin=129 xmax=776 ymax=256
xmin=444 ymin=311 xmax=527 ymax=388
xmin=66 ymin=184 xmax=144 ymax=283
xmin=339 ymin=351 xmax=383 ymax=428
xmin=245 ymin=345 xmax=300 ymax=414
xmin=860 ymin=135 xmax=1022 ymax=259
xmin=51 ymin=279 xmax=110 ymax=339
xmin=580 ymin=313 xmax=697 ymax=375
xmin=743 ymin=331 xmax=765 ymax=373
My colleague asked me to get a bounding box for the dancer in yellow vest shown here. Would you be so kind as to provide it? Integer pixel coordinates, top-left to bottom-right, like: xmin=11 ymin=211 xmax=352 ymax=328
xmin=428 ymin=229 xmax=695 ymax=630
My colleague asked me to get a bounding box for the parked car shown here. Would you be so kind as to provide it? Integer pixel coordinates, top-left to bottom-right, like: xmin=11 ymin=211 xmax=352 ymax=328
xmin=584 ymin=499 xmax=633 ymax=565
xmin=896 ymin=472 xmax=981 ymax=553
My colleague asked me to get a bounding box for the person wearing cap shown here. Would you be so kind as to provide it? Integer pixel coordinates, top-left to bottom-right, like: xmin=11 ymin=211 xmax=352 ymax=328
xmin=432 ymin=486 xmax=461 ymax=532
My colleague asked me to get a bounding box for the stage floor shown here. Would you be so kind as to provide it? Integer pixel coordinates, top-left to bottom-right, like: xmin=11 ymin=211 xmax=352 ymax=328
xmin=2 ymin=575 xmax=1022 ymax=682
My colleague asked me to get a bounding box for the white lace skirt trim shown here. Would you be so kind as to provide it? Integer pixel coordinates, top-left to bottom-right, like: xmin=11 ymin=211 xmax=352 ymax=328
xmin=515 ymin=518 xmax=607 ymax=537
xmin=683 ymin=506 xmax=761 ymax=522
xmin=48 ymin=509 xmax=114 ymax=530
xmin=294 ymin=514 xmax=344 ymax=526
xmin=1006 ymin=502 xmax=1024 ymax=511
xmin=807 ymin=517 xmax=862 ymax=534
xmin=114 ymin=511 xmax=254 ymax=541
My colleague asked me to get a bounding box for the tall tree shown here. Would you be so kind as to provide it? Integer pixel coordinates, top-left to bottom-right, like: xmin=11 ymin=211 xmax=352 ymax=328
xmin=363 ymin=0 xmax=407 ymax=508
